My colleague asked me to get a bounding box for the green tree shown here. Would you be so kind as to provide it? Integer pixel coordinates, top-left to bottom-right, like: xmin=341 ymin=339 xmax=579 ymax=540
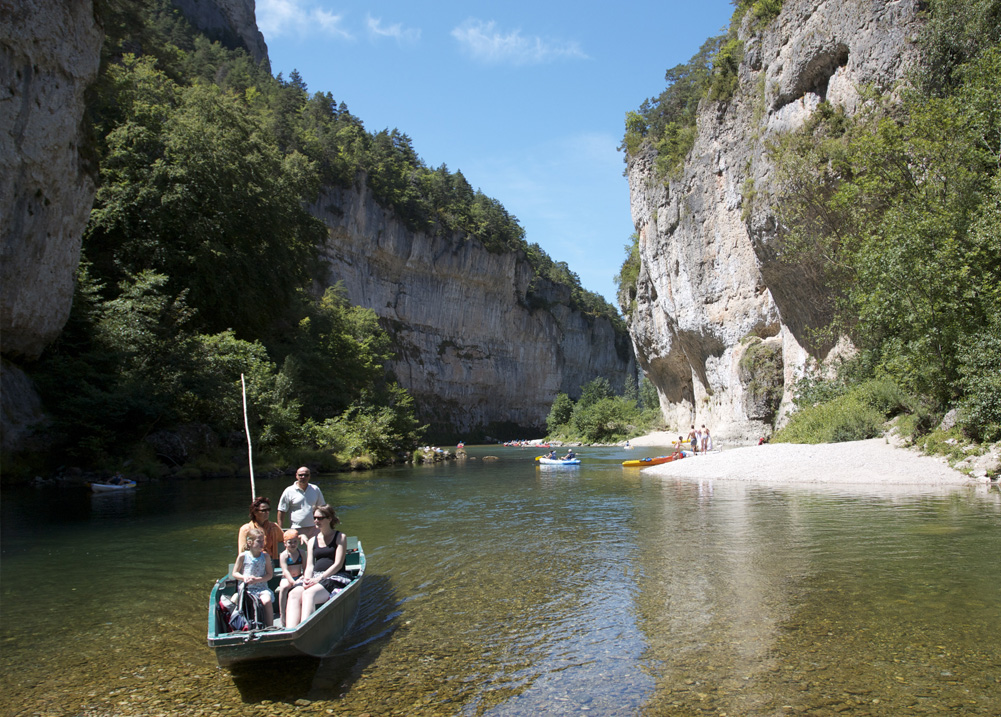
xmin=577 ymin=377 xmax=614 ymax=409
xmin=87 ymin=55 xmax=325 ymax=340
xmin=769 ymin=39 xmax=1001 ymax=416
xmin=546 ymin=393 xmax=575 ymax=434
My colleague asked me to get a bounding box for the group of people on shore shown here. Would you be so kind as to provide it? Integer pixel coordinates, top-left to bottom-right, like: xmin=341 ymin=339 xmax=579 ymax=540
xmin=231 ymin=467 xmax=350 ymax=629
xmin=680 ymin=424 xmax=713 ymax=454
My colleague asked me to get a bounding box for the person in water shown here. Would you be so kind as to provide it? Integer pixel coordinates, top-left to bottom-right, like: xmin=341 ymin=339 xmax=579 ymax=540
xmin=232 ymin=528 xmax=275 ymax=627
xmin=237 ymin=496 xmax=285 ymax=561
xmin=277 ymin=529 xmax=305 ymax=619
xmin=283 ymin=504 xmax=349 ymax=629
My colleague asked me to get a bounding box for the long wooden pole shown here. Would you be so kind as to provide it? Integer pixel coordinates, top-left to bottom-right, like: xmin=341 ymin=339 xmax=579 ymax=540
xmin=241 ymin=373 xmax=256 ymax=500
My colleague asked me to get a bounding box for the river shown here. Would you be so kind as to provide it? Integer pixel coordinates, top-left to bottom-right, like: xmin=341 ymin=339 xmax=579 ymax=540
xmin=2 ymin=444 xmax=999 ymax=716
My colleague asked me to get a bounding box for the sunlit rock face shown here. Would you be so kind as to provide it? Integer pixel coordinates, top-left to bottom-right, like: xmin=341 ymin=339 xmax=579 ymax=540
xmin=312 ymin=180 xmax=637 ymax=437
xmin=0 ymin=0 xmax=102 ymax=360
xmin=170 ymin=0 xmax=270 ymax=70
xmin=625 ymin=0 xmax=922 ymax=443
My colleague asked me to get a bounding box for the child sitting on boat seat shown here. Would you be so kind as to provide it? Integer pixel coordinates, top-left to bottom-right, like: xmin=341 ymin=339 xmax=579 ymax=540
xmin=278 ymin=529 xmax=305 ymax=619
xmin=232 ymin=528 xmax=275 ymax=627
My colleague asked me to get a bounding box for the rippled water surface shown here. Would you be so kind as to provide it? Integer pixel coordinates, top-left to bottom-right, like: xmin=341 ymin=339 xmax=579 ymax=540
xmin=2 ymin=445 xmax=999 ymax=716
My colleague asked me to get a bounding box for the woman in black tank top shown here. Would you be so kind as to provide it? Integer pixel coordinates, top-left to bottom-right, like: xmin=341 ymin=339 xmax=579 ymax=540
xmin=283 ymin=504 xmax=347 ymax=629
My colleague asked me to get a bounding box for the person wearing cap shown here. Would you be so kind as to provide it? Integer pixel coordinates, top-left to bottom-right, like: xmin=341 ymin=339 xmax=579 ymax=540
xmin=237 ymin=496 xmax=285 ymax=561
xmin=277 ymin=467 xmax=325 ymax=539
xmin=277 ymin=529 xmax=305 ymax=619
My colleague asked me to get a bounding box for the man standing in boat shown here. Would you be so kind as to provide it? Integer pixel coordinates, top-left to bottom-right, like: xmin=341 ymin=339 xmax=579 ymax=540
xmin=277 ymin=467 xmax=325 ymax=540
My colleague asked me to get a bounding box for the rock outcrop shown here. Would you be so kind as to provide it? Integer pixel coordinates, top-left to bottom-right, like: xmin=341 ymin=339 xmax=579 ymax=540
xmin=170 ymin=0 xmax=269 ymax=70
xmin=1 ymin=0 xmax=103 ymax=360
xmin=312 ymin=180 xmax=636 ymax=436
xmin=626 ymin=0 xmax=923 ymax=443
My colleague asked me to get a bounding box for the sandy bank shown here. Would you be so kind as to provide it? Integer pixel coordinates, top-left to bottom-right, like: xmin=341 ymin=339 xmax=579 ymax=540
xmin=641 ymin=437 xmax=983 ymax=486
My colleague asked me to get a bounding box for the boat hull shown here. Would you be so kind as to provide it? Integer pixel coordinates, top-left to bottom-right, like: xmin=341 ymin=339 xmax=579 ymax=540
xmin=538 ymin=457 xmax=580 ymax=465
xmin=207 ymin=539 xmax=366 ymax=667
xmin=90 ymin=481 xmax=136 ymax=492
xmin=622 ymin=454 xmax=684 ymax=468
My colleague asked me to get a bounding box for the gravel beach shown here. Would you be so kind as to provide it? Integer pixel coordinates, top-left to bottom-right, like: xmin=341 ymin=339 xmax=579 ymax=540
xmin=632 ymin=432 xmax=984 ymax=486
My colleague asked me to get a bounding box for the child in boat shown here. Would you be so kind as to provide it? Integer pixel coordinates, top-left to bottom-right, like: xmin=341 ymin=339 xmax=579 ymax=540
xmin=278 ymin=529 xmax=305 ymax=619
xmin=232 ymin=528 xmax=275 ymax=627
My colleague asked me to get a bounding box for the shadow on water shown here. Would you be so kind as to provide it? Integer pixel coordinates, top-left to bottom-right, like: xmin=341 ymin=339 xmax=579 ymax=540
xmin=228 ymin=656 xmax=322 ymax=701
xmin=226 ymin=572 xmax=401 ymax=703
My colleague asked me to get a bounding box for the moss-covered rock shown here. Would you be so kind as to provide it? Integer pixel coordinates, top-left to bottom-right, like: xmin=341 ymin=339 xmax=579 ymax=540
xmin=738 ymin=336 xmax=784 ymax=424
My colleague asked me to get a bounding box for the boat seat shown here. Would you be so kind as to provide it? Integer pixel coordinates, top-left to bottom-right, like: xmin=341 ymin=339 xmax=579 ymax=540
xmin=344 ymin=536 xmax=361 ymax=573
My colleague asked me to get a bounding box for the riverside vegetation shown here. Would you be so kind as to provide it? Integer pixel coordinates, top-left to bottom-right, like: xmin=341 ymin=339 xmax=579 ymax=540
xmin=618 ymin=0 xmax=1001 ymax=458
xmin=5 ymin=0 xmax=621 ymax=481
xmin=544 ymin=377 xmax=665 ymax=444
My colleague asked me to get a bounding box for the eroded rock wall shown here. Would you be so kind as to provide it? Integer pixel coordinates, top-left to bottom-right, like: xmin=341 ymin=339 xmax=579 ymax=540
xmin=1 ymin=0 xmax=103 ymax=360
xmin=312 ymin=181 xmax=636 ymax=436
xmin=626 ymin=0 xmax=923 ymax=443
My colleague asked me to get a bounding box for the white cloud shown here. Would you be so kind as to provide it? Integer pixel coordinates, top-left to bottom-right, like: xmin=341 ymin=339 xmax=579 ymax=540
xmin=366 ymin=14 xmax=421 ymax=45
xmin=451 ymin=19 xmax=587 ymax=66
xmin=257 ymin=0 xmax=353 ymax=40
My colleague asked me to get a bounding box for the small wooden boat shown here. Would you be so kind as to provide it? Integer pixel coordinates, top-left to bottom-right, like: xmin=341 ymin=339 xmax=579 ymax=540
xmin=207 ymin=537 xmax=366 ymax=667
xmin=89 ymin=478 xmax=136 ymax=492
xmin=622 ymin=453 xmax=684 ymax=468
xmin=537 ymin=457 xmax=581 ymax=465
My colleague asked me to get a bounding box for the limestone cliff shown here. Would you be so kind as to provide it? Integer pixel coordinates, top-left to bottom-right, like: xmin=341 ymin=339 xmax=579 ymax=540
xmin=312 ymin=181 xmax=636 ymax=437
xmin=1 ymin=0 xmax=102 ymax=360
xmin=626 ymin=0 xmax=923 ymax=443
xmin=170 ymin=0 xmax=270 ymax=70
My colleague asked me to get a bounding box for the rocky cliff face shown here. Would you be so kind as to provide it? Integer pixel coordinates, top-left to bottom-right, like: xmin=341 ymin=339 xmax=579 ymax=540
xmin=626 ymin=0 xmax=923 ymax=443
xmin=170 ymin=0 xmax=269 ymax=70
xmin=1 ymin=0 xmax=103 ymax=360
xmin=312 ymin=181 xmax=636 ymax=437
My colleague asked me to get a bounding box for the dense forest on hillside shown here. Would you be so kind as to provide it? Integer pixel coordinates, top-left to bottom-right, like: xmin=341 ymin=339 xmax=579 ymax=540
xmin=618 ymin=0 xmax=1001 ymax=444
xmin=13 ymin=0 xmax=619 ymax=478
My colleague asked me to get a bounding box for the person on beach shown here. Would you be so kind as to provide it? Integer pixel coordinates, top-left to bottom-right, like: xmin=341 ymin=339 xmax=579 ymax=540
xmin=277 ymin=467 xmax=325 ymax=540
xmin=232 ymin=528 xmax=275 ymax=627
xmin=283 ymin=504 xmax=349 ymax=629
xmin=237 ymin=496 xmax=285 ymax=561
xmin=700 ymin=424 xmax=712 ymax=452
xmin=687 ymin=425 xmax=698 ymax=454
xmin=277 ymin=529 xmax=305 ymax=619
xmin=673 ymin=437 xmax=686 ymax=457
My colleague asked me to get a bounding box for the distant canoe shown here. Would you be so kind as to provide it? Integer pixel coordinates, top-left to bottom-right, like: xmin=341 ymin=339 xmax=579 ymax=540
xmin=622 ymin=454 xmax=684 ymax=468
xmin=537 ymin=457 xmax=581 ymax=465
xmin=89 ymin=479 xmax=136 ymax=492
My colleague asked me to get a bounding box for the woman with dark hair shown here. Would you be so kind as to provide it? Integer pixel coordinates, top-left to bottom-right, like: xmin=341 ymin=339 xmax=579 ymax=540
xmin=237 ymin=496 xmax=286 ymax=561
xmin=283 ymin=504 xmax=349 ymax=628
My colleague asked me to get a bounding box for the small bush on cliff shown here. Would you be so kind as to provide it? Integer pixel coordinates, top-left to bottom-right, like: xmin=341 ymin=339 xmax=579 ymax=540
xmin=615 ymin=234 xmax=641 ymax=316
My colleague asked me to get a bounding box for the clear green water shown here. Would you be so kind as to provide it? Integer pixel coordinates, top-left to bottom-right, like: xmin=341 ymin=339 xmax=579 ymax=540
xmin=2 ymin=445 xmax=999 ymax=716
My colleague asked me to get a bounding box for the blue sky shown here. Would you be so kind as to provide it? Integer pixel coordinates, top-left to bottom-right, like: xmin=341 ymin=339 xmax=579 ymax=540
xmin=257 ymin=1 xmax=735 ymax=307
